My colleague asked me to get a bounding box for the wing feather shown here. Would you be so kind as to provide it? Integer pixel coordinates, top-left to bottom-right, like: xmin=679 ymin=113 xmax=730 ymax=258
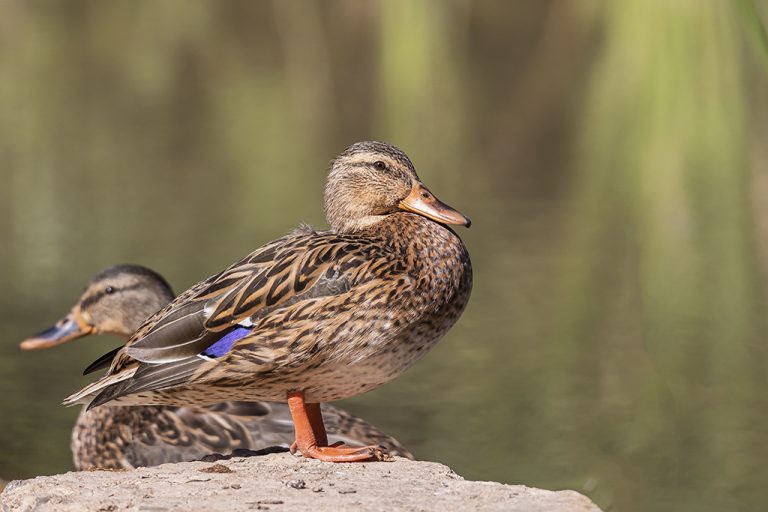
xmin=83 ymin=345 xmax=122 ymax=375
xmin=126 ymin=302 xmax=219 ymax=363
xmin=88 ymin=358 xmax=207 ymax=408
xmin=73 ymin=230 xmax=410 ymax=408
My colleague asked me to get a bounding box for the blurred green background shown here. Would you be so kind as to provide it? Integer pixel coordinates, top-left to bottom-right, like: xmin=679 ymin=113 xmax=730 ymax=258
xmin=1 ymin=1 xmax=768 ymax=510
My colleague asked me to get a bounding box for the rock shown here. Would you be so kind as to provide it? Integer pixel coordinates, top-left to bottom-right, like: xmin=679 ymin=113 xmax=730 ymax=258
xmin=0 ymin=453 xmax=601 ymax=512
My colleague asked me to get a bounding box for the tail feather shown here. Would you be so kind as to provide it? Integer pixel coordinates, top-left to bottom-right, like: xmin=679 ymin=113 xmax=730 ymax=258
xmin=63 ymin=365 xmax=138 ymax=407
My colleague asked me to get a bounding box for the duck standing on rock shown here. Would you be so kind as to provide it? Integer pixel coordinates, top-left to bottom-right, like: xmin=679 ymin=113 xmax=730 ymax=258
xmin=65 ymin=141 xmax=472 ymax=462
xmin=20 ymin=265 xmax=412 ymax=469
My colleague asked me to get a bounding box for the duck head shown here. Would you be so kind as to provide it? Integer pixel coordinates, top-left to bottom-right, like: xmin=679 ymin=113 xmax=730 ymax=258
xmin=324 ymin=141 xmax=471 ymax=233
xmin=19 ymin=265 xmax=174 ymax=350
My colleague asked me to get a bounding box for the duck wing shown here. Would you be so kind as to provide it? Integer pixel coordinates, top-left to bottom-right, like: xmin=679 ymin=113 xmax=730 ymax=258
xmin=125 ymin=232 xmax=391 ymax=363
xmin=71 ymin=229 xmax=410 ymax=408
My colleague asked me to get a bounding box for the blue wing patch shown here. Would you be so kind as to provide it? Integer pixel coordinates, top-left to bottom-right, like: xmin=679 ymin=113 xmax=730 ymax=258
xmin=202 ymin=327 xmax=252 ymax=358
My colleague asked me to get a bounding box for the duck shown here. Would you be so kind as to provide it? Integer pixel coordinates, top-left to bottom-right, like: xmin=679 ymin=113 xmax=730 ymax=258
xmin=65 ymin=141 xmax=472 ymax=462
xmin=21 ymin=265 xmax=412 ymax=469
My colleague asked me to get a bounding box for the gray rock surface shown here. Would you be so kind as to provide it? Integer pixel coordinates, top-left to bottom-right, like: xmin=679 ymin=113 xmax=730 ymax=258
xmin=1 ymin=452 xmax=601 ymax=512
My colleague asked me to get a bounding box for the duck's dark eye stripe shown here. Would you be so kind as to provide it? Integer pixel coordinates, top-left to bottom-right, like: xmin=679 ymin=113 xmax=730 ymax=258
xmin=79 ymin=283 xmax=142 ymax=310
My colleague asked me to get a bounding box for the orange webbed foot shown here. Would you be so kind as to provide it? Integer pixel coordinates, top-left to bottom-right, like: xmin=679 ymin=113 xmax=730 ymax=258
xmin=287 ymin=391 xmax=393 ymax=462
xmin=290 ymin=439 xmax=389 ymax=461
xmin=296 ymin=443 xmax=389 ymax=462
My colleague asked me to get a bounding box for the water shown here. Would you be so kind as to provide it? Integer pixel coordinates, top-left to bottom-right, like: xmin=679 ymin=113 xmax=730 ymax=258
xmin=1 ymin=2 xmax=767 ymax=511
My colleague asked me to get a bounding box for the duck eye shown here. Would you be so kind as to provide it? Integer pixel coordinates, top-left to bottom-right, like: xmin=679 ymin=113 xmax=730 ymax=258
xmin=373 ymin=161 xmax=387 ymax=171
xmin=105 ymin=286 xmax=115 ymax=295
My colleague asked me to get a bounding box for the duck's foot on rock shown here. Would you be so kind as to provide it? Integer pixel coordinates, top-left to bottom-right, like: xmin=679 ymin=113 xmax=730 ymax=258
xmin=290 ymin=441 xmax=392 ymax=462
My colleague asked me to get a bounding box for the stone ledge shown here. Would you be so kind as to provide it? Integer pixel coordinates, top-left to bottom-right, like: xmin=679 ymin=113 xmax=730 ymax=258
xmin=0 ymin=452 xmax=601 ymax=512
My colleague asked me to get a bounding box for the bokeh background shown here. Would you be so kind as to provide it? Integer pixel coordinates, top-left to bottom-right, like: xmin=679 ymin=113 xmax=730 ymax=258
xmin=1 ymin=1 xmax=768 ymax=510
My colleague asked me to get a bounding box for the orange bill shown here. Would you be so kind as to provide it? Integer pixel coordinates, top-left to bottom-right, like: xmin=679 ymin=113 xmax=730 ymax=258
xmin=399 ymin=182 xmax=471 ymax=227
xmin=19 ymin=309 xmax=93 ymax=351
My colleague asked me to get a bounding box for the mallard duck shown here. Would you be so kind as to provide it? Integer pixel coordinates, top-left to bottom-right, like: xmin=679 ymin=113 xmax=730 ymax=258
xmin=21 ymin=265 xmax=412 ymax=469
xmin=65 ymin=141 xmax=472 ymax=462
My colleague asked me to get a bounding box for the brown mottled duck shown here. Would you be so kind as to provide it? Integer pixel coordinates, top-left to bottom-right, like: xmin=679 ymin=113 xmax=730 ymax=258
xmin=65 ymin=141 xmax=472 ymax=462
xmin=21 ymin=265 xmax=412 ymax=469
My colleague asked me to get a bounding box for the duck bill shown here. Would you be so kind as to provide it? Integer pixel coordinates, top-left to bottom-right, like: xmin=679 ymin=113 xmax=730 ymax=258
xmin=19 ymin=310 xmax=93 ymax=351
xmin=399 ymin=182 xmax=471 ymax=227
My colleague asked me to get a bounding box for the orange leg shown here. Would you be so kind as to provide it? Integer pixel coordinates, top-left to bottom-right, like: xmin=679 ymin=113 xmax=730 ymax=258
xmin=290 ymin=402 xmax=329 ymax=450
xmin=286 ymin=390 xmax=384 ymax=462
xmin=305 ymin=402 xmax=328 ymax=447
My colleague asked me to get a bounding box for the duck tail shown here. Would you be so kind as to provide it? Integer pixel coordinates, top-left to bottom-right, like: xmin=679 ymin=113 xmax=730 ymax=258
xmin=62 ymin=366 xmax=138 ymax=407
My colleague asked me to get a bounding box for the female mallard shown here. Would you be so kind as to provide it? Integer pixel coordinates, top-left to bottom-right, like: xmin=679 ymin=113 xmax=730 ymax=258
xmin=22 ymin=265 xmax=412 ymax=469
xmin=65 ymin=141 xmax=472 ymax=462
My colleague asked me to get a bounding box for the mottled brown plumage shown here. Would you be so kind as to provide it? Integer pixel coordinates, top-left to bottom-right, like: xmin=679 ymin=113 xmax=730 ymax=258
xmin=71 ymin=400 xmax=412 ymax=469
xmin=65 ymin=141 xmax=472 ymax=462
xmin=21 ymin=265 xmax=411 ymax=469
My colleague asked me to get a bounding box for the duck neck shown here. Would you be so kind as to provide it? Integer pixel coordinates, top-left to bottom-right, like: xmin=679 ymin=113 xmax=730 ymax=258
xmin=363 ymin=212 xmax=469 ymax=275
xmin=333 ymin=214 xmax=390 ymax=233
